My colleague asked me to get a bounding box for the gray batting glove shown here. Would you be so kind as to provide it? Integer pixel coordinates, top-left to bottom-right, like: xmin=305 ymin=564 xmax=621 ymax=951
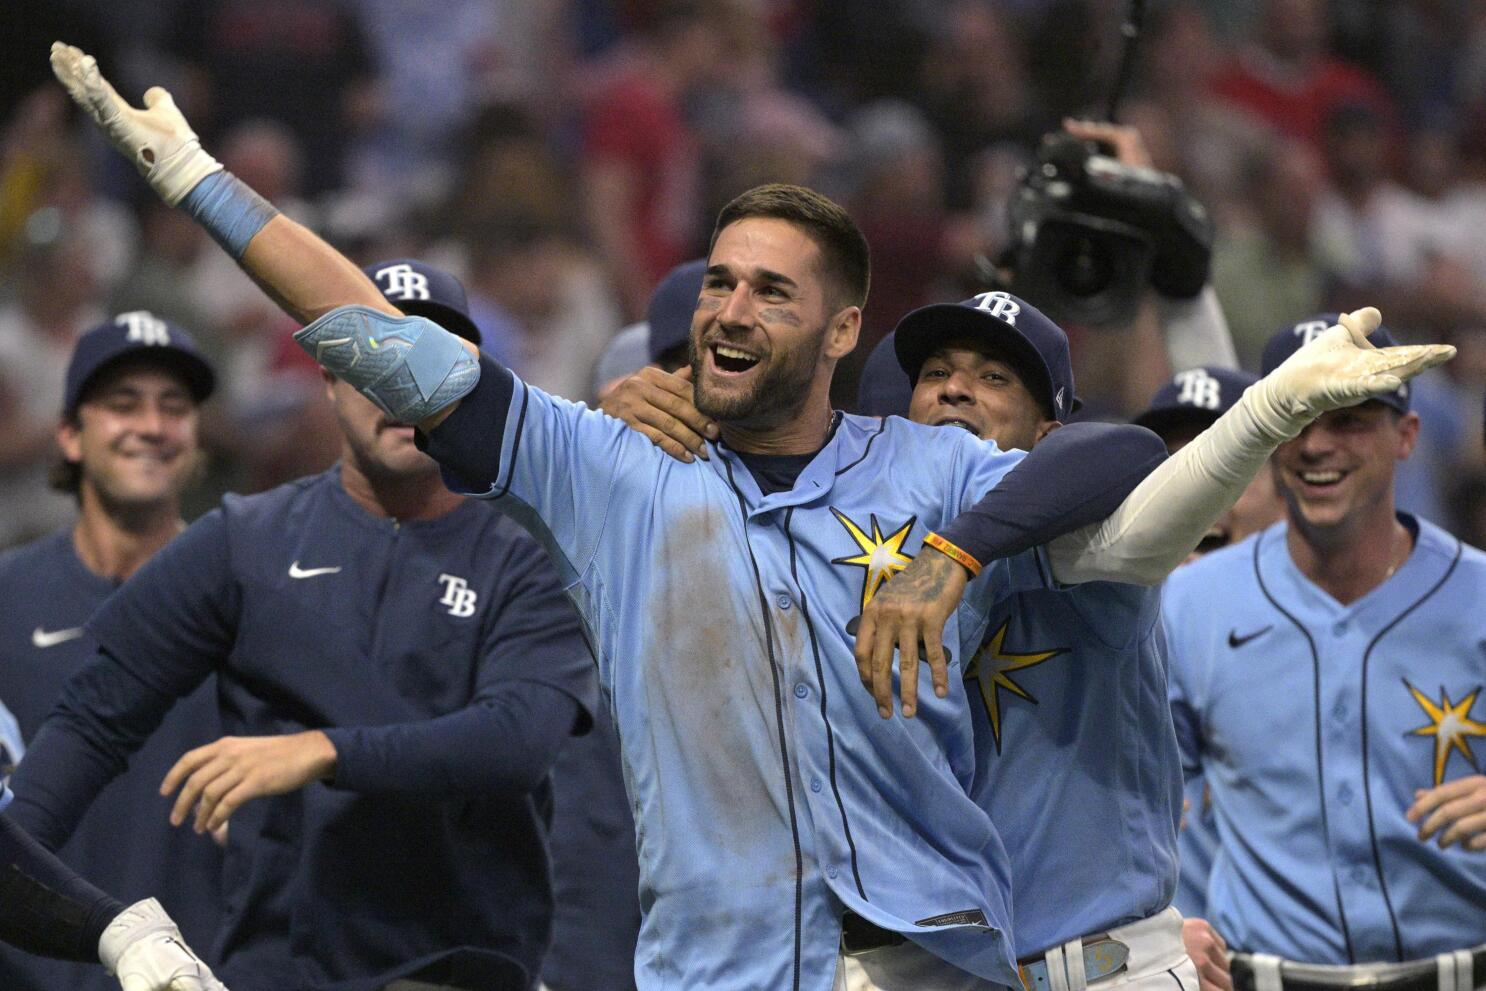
xmin=49 ymin=42 xmax=222 ymax=205
xmin=1247 ymin=307 xmax=1453 ymax=439
xmin=99 ymin=898 xmax=229 ymax=991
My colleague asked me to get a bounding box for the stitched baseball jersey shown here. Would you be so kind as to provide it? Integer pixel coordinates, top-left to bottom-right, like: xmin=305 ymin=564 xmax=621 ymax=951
xmin=0 ymin=529 xmax=223 ymax=991
xmin=1164 ymin=517 xmax=1486 ymax=962
xmin=435 ymin=373 xmax=1033 ymax=990
xmin=7 ymin=469 xmax=596 ymax=991
xmin=966 ymin=564 xmax=1180 ymax=955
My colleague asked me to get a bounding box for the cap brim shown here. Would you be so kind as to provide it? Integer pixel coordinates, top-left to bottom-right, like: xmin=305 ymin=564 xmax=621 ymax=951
xmin=894 ymin=304 xmax=1059 ymax=418
xmin=1130 ymin=406 xmax=1219 ymax=438
xmin=73 ymin=348 xmax=216 ymax=412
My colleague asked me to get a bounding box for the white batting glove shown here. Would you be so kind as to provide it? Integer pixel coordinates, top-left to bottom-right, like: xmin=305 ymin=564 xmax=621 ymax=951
xmin=1246 ymin=307 xmax=1454 ymax=440
xmin=49 ymin=42 xmax=222 ymax=205
xmin=99 ymin=899 xmax=229 ymax=991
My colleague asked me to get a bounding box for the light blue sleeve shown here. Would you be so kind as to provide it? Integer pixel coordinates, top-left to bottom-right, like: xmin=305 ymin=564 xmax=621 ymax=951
xmin=480 ymin=377 xmax=666 ymax=588
xmin=1162 ymin=603 xmax=1203 ymax=780
xmin=0 ymin=698 xmax=22 ymax=811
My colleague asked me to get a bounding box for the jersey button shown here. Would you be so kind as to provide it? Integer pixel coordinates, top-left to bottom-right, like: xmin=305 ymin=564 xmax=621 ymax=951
xmin=777 ymin=594 xmax=792 ymax=610
xmin=794 ymin=683 xmax=809 ymax=699
xmin=1350 ymin=866 xmax=1369 ymax=886
xmin=1337 ymin=782 xmax=1353 ymax=805
xmin=810 ymin=777 xmax=823 ymax=793
xmin=826 ymin=865 xmax=839 ymax=879
xmin=1332 ymin=620 xmax=1348 ymax=636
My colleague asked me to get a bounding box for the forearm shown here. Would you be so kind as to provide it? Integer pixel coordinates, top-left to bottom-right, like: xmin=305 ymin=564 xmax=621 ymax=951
xmin=325 ymin=681 xmax=579 ymax=795
xmin=938 ymin=423 xmax=1167 ymax=565
xmin=0 ymin=812 xmax=123 ymax=962
xmin=1159 ymin=286 xmax=1238 ymax=372
xmin=415 ymin=352 xmax=517 ymax=490
xmin=239 ymin=212 xmax=395 ymax=324
xmin=1048 ymin=387 xmax=1290 ymax=584
xmin=8 ymin=653 xmax=177 ymax=849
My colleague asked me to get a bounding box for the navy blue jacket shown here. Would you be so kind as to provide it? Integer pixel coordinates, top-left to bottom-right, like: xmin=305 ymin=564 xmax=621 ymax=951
xmin=8 ymin=468 xmax=597 ymax=991
xmin=0 ymin=529 xmax=223 ymax=991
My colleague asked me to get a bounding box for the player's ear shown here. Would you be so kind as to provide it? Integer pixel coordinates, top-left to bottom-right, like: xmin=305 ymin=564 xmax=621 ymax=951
xmin=56 ymin=415 xmax=83 ymax=464
xmin=1035 ymin=420 xmax=1062 ymax=444
xmin=823 ymin=304 xmax=861 ymax=361
xmin=1395 ymin=410 xmax=1421 ymax=460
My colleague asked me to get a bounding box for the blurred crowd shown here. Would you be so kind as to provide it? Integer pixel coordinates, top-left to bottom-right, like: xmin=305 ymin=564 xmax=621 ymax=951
xmin=3 ymin=0 xmax=1486 ymax=549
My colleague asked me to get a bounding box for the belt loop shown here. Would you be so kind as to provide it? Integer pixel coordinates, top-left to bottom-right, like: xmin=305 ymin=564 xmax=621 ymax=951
xmin=1437 ymin=951 xmax=1455 ymax=991
xmin=1063 ymin=936 xmax=1088 ymax=991
xmin=1453 ymin=949 xmax=1472 ymax=991
xmin=1047 ymin=943 xmax=1070 ymax=991
xmin=1251 ymin=953 xmax=1283 ymax=991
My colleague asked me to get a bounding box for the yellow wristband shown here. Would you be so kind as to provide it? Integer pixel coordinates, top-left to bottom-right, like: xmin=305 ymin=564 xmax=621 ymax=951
xmin=923 ymin=532 xmax=982 ymax=577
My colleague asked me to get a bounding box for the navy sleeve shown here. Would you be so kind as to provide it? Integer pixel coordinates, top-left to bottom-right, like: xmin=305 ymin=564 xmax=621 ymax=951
xmin=0 ymin=811 xmax=124 ymax=962
xmin=7 ymin=512 xmax=238 ymax=850
xmin=416 ymin=353 xmax=516 ymax=492
xmin=324 ymin=525 xmax=596 ymax=795
xmin=939 ymin=422 xmax=1168 ymax=565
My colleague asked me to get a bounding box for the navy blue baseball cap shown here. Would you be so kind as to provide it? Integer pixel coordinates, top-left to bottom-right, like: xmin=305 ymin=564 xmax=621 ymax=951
xmin=1133 ymin=366 xmax=1256 ymax=438
xmin=893 ymin=291 xmax=1079 ymax=421
xmin=647 ymin=258 xmax=707 ymax=364
xmin=1261 ymin=313 xmax=1410 ymax=412
xmin=857 ymin=332 xmax=913 ymax=417
xmin=363 ymin=259 xmax=481 ymax=345
xmin=64 ymin=312 xmax=215 ymax=415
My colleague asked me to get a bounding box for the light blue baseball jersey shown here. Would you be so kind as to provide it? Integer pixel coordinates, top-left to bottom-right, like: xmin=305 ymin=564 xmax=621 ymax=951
xmin=1164 ymin=516 xmax=1486 ymax=962
xmin=1172 ymin=773 xmax=1219 ymax=919
xmin=447 ymin=375 xmax=1031 ymax=990
xmin=966 ymin=564 xmax=1180 ymax=954
xmin=0 ymin=698 xmax=18 ymax=815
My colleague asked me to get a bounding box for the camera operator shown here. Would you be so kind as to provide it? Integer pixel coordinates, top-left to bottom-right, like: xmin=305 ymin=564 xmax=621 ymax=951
xmin=999 ymin=118 xmax=1237 ymax=416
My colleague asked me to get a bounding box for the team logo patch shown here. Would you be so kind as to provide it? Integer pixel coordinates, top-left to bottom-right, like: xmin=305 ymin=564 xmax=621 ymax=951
xmin=1403 ymin=680 xmax=1486 ymax=786
xmin=830 ymin=510 xmax=916 ymax=610
xmin=965 ymin=620 xmax=1066 ymax=754
xmin=437 ymin=573 xmax=478 ymax=617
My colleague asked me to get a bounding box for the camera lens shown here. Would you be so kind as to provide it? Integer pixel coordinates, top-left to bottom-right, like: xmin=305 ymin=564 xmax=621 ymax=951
xmin=1056 ymin=235 xmax=1114 ymax=297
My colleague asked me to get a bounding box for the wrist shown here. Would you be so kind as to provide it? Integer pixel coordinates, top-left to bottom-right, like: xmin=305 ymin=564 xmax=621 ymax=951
xmin=922 ymin=532 xmax=981 ymax=579
xmin=303 ymin=730 xmax=338 ymax=780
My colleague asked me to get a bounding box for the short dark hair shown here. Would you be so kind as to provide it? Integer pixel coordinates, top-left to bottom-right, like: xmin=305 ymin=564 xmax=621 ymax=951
xmin=710 ymin=183 xmax=871 ymax=310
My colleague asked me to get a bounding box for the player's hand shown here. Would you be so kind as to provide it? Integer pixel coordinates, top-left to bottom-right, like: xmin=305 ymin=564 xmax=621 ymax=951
xmin=599 ymin=365 xmax=718 ymax=462
xmin=1257 ymin=308 xmax=1453 ymax=432
xmin=161 ymin=731 xmax=338 ymax=835
xmin=1063 ymin=118 xmax=1154 ymax=168
xmin=48 ymin=42 xmax=222 ymax=205
xmin=1406 ymin=774 xmax=1486 ymax=851
xmin=853 ymin=547 xmax=968 ymax=718
xmin=1181 ymin=917 xmax=1232 ymax=991
xmin=99 ymin=898 xmax=229 ymax=991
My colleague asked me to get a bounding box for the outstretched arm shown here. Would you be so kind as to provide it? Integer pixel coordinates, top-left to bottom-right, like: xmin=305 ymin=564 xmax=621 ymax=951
xmin=49 ymin=43 xmax=473 ymax=432
xmin=1047 ymin=308 xmax=1452 ymax=584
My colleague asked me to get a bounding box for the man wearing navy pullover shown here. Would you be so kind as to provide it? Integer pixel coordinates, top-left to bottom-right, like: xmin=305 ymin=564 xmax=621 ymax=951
xmin=8 ymin=263 xmax=597 ymax=991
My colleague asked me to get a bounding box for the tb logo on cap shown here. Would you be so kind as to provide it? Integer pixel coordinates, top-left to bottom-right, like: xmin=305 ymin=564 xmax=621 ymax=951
xmin=375 ymin=263 xmax=430 ymax=301
xmin=1174 ymin=369 xmax=1221 ymax=410
xmin=1292 ymin=319 xmax=1330 ymax=346
xmin=116 ymin=311 xmax=170 ymax=346
xmin=973 ymin=291 xmax=1020 ymax=325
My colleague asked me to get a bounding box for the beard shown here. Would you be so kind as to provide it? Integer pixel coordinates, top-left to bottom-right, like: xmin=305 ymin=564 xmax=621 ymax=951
xmin=689 ymin=324 xmax=827 ymax=427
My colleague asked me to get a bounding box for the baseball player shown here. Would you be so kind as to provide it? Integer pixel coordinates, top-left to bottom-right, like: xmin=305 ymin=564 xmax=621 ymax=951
xmin=9 ymin=257 xmax=596 ymax=991
xmin=1130 ymin=367 xmax=1284 ymax=924
xmin=50 ymin=44 xmax=1453 ymax=991
xmin=1163 ymin=316 xmax=1486 ymax=978
xmin=0 ymin=312 xmax=224 ymax=991
xmin=1 ymin=696 xmax=226 ymax=990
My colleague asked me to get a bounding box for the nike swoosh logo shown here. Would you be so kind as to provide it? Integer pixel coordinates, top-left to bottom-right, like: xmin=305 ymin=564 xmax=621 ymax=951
xmin=288 ymin=562 xmax=342 ymax=579
xmin=31 ymin=626 xmax=85 ymax=648
xmin=1227 ymin=625 xmax=1273 ymax=649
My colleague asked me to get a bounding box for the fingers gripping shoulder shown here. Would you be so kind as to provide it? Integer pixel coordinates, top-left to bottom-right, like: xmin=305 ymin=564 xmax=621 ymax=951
xmin=294 ymin=305 xmax=480 ymax=423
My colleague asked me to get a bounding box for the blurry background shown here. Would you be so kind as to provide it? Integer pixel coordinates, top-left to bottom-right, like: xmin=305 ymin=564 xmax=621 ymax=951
xmin=2 ymin=0 xmax=1484 ymax=546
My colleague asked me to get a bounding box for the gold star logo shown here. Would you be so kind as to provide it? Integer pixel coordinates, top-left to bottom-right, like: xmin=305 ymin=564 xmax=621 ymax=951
xmin=965 ymin=621 xmax=1065 ymax=753
xmin=831 ymin=510 xmax=916 ymax=610
xmin=1405 ymin=681 xmax=1486 ymax=786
